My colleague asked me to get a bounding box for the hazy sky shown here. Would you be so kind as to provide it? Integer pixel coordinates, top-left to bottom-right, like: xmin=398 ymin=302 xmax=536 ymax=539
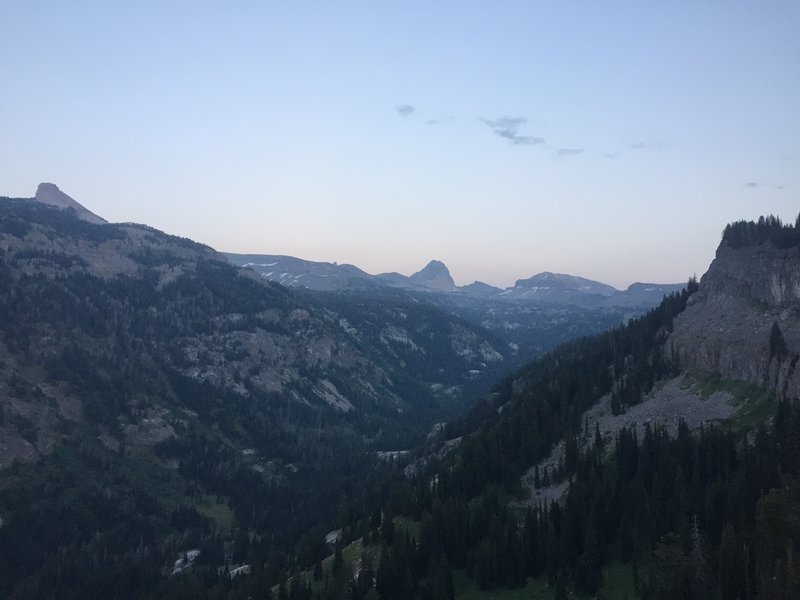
xmin=2 ymin=1 xmax=798 ymax=288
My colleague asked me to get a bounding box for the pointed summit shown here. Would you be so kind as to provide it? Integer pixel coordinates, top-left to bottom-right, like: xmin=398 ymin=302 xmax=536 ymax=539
xmin=409 ymin=260 xmax=457 ymax=292
xmin=34 ymin=183 xmax=107 ymax=224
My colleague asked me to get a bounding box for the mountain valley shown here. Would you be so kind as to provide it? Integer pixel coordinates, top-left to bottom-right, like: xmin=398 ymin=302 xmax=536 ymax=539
xmin=225 ymin=253 xmax=683 ymax=360
xmin=0 ymin=185 xmax=798 ymax=600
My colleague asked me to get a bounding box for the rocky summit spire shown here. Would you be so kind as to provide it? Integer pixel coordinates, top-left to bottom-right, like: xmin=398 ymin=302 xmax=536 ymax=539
xmin=409 ymin=259 xmax=457 ymax=292
xmin=34 ymin=183 xmax=107 ymax=224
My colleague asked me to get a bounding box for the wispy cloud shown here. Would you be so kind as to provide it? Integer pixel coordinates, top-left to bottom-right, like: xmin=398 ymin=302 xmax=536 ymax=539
xmin=427 ymin=116 xmax=453 ymax=125
xmin=602 ymin=153 xmax=618 ymax=159
xmin=479 ymin=116 xmax=544 ymax=146
xmin=557 ymin=148 xmax=584 ymax=156
xmin=631 ymin=141 xmax=665 ymax=151
xmin=745 ymin=181 xmax=785 ymax=190
xmin=395 ymin=104 xmax=415 ymax=117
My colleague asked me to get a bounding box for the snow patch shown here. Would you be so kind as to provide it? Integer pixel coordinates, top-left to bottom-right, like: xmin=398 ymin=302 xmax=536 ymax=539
xmin=244 ymin=261 xmax=278 ymax=267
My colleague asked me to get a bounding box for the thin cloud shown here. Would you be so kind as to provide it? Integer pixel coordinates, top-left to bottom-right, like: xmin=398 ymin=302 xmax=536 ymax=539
xmin=631 ymin=141 xmax=665 ymax=150
xmin=557 ymin=148 xmax=584 ymax=156
xmin=602 ymin=153 xmax=618 ymax=159
xmin=479 ymin=116 xmax=544 ymax=146
xmin=745 ymin=181 xmax=785 ymax=190
xmin=395 ymin=104 xmax=415 ymax=117
xmin=427 ymin=116 xmax=453 ymax=125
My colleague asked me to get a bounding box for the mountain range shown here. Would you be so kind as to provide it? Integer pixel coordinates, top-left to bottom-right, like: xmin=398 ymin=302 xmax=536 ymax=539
xmin=1 ymin=183 xmax=797 ymax=599
xmin=224 ymin=253 xmax=684 ymax=309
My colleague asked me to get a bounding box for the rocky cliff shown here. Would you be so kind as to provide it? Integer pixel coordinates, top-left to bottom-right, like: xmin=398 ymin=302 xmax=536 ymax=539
xmin=668 ymin=234 xmax=800 ymax=400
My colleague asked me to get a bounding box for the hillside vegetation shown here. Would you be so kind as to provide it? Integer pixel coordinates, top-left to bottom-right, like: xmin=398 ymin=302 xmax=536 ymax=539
xmin=0 ymin=197 xmax=516 ymax=599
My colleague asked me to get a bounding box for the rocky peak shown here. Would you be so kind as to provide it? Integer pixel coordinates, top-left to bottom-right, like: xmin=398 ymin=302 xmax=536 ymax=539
xmin=34 ymin=183 xmax=107 ymax=224
xmin=409 ymin=260 xmax=457 ymax=292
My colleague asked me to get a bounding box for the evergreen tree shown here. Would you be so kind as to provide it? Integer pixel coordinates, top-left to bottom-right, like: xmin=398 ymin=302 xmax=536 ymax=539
xmin=770 ymin=321 xmax=788 ymax=360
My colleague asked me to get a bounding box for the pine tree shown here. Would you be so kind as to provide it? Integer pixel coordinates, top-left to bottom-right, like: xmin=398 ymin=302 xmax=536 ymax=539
xmin=718 ymin=522 xmax=744 ymax=600
xmin=691 ymin=515 xmax=711 ymax=599
xmin=770 ymin=321 xmax=788 ymax=360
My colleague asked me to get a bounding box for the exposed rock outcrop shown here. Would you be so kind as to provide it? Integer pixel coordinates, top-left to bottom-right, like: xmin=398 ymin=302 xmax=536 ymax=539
xmin=409 ymin=259 xmax=457 ymax=292
xmin=34 ymin=182 xmax=107 ymax=224
xmin=668 ymin=240 xmax=800 ymax=399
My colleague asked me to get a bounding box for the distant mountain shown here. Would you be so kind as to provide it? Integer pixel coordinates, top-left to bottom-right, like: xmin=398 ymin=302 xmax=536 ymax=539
xmin=612 ymin=281 xmax=687 ymax=307
xmin=375 ymin=271 xmax=412 ymax=286
xmin=408 ymin=259 xmax=457 ymax=292
xmin=224 ymin=254 xmax=684 ymax=363
xmin=224 ymin=253 xmax=378 ymax=291
xmin=499 ymin=271 xmax=617 ymax=304
xmin=497 ymin=272 xmax=685 ymax=308
xmin=228 ymin=254 xmax=460 ymax=294
xmin=458 ymin=280 xmax=504 ymax=297
xmin=34 ymin=182 xmax=107 ymax=224
xmin=226 ymin=253 xmax=682 ymax=309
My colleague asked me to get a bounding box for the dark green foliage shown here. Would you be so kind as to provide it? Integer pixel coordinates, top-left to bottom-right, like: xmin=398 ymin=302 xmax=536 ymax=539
xmin=0 ymin=442 xmax=182 ymax=599
xmin=13 ymin=248 xmax=88 ymax=268
xmin=770 ymin=321 xmax=788 ymax=359
xmin=722 ymin=214 xmax=800 ymax=249
xmin=718 ymin=522 xmax=746 ymax=599
xmin=352 ymin=400 xmax=800 ymax=600
xmin=0 ymin=197 xmax=125 ymax=243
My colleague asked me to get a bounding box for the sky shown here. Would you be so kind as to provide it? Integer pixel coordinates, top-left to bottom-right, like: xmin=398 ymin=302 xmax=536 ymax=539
xmin=1 ymin=1 xmax=798 ymax=289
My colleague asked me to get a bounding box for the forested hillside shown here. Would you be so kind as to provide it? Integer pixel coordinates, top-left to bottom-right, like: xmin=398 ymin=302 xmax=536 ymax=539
xmin=273 ymin=217 xmax=800 ymax=600
xmin=279 ymin=280 xmax=696 ymax=599
xmin=292 ymin=217 xmax=800 ymax=600
xmin=0 ymin=196 xmax=515 ymax=599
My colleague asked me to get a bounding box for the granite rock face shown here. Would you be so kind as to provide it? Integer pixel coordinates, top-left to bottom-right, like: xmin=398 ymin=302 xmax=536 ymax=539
xmin=668 ymin=241 xmax=800 ymax=399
